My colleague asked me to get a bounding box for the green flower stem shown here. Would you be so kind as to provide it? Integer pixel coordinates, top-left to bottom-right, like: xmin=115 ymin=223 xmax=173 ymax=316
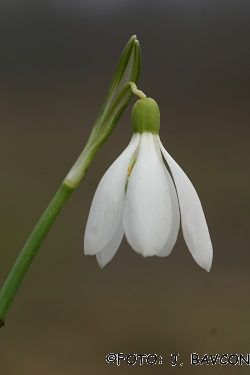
xmin=129 ymin=82 xmax=147 ymax=99
xmin=0 ymin=183 xmax=74 ymax=322
xmin=0 ymin=35 xmax=142 ymax=327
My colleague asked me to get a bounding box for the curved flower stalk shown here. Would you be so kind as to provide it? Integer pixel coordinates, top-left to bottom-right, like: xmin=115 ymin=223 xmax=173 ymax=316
xmin=84 ymin=95 xmax=213 ymax=271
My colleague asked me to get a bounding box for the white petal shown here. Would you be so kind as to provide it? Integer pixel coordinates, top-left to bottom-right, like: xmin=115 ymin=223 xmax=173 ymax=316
xmin=124 ymin=133 xmax=172 ymax=257
xmin=159 ymin=137 xmax=213 ymax=271
xmin=84 ymin=133 xmax=140 ymax=255
xmin=96 ymin=216 xmax=124 ymax=268
xmin=156 ymin=166 xmax=180 ymax=257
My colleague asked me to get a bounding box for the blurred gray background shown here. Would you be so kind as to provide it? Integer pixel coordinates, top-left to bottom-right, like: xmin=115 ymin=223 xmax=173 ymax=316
xmin=0 ymin=0 xmax=250 ymax=374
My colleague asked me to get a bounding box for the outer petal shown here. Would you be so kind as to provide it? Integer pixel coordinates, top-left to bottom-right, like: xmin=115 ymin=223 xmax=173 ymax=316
xmin=84 ymin=133 xmax=140 ymax=255
xmin=96 ymin=216 xmax=124 ymax=268
xmin=124 ymin=133 xmax=173 ymax=257
xmin=156 ymin=166 xmax=180 ymax=257
xmin=159 ymin=137 xmax=213 ymax=271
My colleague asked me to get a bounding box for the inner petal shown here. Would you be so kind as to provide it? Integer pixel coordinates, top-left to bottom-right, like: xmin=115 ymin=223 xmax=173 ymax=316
xmin=96 ymin=215 xmax=124 ymax=268
xmin=156 ymin=165 xmax=180 ymax=257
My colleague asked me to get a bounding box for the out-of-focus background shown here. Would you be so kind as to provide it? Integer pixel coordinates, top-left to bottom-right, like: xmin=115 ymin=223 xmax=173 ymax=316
xmin=0 ymin=0 xmax=250 ymax=374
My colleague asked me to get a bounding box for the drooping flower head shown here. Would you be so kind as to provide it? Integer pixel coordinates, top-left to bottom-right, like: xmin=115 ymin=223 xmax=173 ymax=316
xmin=84 ymin=88 xmax=213 ymax=271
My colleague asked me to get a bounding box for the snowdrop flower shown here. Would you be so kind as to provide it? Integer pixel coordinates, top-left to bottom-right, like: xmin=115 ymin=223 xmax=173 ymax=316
xmin=84 ymin=95 xmax=213 ymax=271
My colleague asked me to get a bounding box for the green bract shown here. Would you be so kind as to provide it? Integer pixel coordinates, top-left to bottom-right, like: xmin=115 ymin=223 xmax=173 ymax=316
xmin=65 ymin=35 xmax=142 ymax=188
xmin=131 ymin=98 xmax=160 ymax=134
